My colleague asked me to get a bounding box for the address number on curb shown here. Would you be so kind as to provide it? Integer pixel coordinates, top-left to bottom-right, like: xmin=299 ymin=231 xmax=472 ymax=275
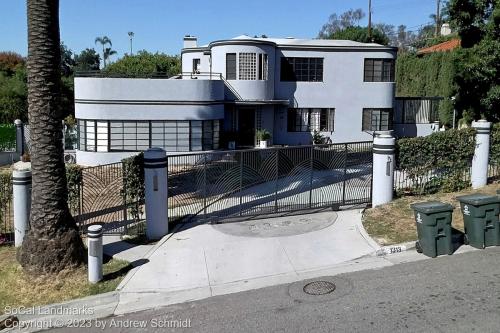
xmin=378 ymin=245 xmax=407 ymax=256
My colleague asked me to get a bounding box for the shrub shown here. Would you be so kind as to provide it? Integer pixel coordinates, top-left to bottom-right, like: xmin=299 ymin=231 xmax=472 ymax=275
xmin=396 ymin=128 xmax=476 ymax=194
xmin=121 ymin=153 xmax=145 ymax=221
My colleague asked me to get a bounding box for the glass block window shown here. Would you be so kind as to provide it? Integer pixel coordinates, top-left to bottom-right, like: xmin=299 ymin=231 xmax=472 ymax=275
xmin=287 ymin=108 xmax=335 ymax=132
xmin=364 ymin=59 xmax=395 ymax=82
xmin=86 ymin=120 xmax=96 ymax=151
xmin=239 ymin=53 xmax=257 ymax=80
xmin=280 ymin=57 xmax=323 ymax=82
xmin=226 ymin=53 xmax=236 ymax=80
xmin=362 ymin=108 xmax=393 ymax=131
xmin=78 ymin=120 xmax=86 ymax=151
xmin=190 ymin=121 xmax=202 ymax=151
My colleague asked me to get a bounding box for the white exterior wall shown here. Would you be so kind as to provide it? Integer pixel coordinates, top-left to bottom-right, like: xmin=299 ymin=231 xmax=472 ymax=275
xmin=182 ymin=51 xmax=210 ymax=73
xmin=273 ymin=49 xmax=395 ymax=145
xmin=210 ymin=43 xmax=276 ymax=100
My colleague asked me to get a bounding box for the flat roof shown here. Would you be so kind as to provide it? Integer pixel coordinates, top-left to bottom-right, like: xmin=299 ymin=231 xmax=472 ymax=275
xmin=183 ymin=35 xmax=397 ymax=53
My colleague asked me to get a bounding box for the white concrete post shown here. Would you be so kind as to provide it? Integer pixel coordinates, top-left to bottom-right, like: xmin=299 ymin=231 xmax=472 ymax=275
xmin=12 ymin=170 xmax=31 ymax=247
xmin=144 ymin=148 xmax=168 ymax=240
xmin=471 ymin=119 xmax=491 ymax=189
xmin=87 ymin=224 xmax=103 ymax=283
xmin=372 ymin=133 xmax=396 ymax=207
xmin=14 ymin=119 xmax=24 ymax=155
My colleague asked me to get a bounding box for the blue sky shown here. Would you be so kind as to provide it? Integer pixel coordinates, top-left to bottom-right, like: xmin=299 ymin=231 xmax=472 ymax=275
xmin=2 ymin=0 xmax=437 ymax=57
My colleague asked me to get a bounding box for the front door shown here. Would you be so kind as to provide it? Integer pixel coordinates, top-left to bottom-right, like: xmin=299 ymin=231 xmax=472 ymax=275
xmin=238 ymin=108 xmax=255 ymax=147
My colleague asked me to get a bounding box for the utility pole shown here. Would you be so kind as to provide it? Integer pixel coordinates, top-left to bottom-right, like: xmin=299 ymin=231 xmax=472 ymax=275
xmin=368 ymin=0 xmax=373 ymax=42
xmin=128 ymin=31 xmax=134 ymax=55
xmin=435 ymin=0 xmax=441 ymax=36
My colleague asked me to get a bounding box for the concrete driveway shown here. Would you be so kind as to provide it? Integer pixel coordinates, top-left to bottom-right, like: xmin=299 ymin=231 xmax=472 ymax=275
xmin=113 ymin=209 xmax=383 ymax=313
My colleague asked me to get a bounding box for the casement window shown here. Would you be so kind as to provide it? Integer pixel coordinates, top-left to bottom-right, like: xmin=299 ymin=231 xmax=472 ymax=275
xmin=362 ymin=108 xmax=393 ymax=131
xmin=192 ymin=58 xmax=200 ymax=73
xmin=287 ymin=108 xmax=335 ymax=132
xmin=239 ymin=53 xmax=257 ymax=80
xmin=226 ymin=53 xmax=236 ymax=80
xmin=258 ymin=53 xmax=268 ymax=80
xmin=77 ymin=119 xmax=222 ymax=152
xmin=280 ymin=57 xmax=323 ymax=82
xmin=364 ymin=59 xmax=395 ymax=82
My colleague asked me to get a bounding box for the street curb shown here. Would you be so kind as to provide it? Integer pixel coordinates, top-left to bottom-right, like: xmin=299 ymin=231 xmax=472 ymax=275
xmin=2 ymin=292 xmax=119 ymax=333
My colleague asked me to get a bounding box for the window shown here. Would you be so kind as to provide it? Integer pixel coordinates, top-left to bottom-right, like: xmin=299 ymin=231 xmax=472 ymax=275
xmin=287 ymin=108 xmax=335 ymax=132
xmin=258 ymin=54 xmax=268 ymax=80
xmin=362 ymin=108 xmax=393 ymax=131
xmin=226 ymin=53 xmax=236 ymax=80
xmin=192 ymin=58 xmax=200 ymax=73
xmin=280 ymin=57 xmax=323 ymax=82
xmin=78 ymin=119 xmax=222 ymax=152
xmin=109 ymin=121 xmax=150 ymax=151
xmin=239 ymin=53 xmax=257 ymax=80
xmin=364 ymin=59 xmax=395 ymax=82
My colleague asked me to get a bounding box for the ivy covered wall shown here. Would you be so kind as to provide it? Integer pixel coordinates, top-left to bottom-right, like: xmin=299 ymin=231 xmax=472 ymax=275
xmin=396 ymin=52 xmax=457 ymax=126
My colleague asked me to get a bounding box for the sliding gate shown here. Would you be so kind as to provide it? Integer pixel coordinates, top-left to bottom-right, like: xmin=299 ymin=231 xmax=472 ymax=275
xmin=168 ymin=142 xmax=372 ymax=223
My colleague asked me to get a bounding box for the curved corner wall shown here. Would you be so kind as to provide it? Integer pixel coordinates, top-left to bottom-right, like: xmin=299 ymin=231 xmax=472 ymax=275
xmin=74 ymin=77 xmax=225 ymax=166
xmin=210 ymin=42 xmax=276 ymax=100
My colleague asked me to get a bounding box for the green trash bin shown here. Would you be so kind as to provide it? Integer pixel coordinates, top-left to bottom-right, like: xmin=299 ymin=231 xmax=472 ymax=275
xmin=411 ymin=201 xmax=454 ymax=258
xmin=456 ymin=194 xmax=500 ymax=249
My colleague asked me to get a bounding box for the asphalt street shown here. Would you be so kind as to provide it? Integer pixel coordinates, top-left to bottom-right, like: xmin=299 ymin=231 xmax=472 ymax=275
xmin=50 ymin=247 xmax=500 ymax=333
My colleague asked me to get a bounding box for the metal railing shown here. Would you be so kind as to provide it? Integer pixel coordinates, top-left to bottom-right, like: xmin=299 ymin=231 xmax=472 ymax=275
xmin=168 ymin=142 xmax=373 ymax=223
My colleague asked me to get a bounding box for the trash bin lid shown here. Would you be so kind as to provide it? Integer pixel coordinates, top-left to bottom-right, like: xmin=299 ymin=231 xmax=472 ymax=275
xmin=410 ymin=201 xmax=454 ymax=214
xmin=456 ymin=193 xmax=500 ymax=206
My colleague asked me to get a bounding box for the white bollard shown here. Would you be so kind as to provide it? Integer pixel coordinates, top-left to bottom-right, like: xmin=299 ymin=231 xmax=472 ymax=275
xmin=372 ymin=133 xmax=396 ymax=207
xmin=471 ymin=120 xmax=491 ymax=189
xmin=12 ymin=170 xmax=31 ymax=247
xmin=87 ymin=224 xmax=103 ymax=283
xmin=144 ymin=148 xmax=168 ymax=240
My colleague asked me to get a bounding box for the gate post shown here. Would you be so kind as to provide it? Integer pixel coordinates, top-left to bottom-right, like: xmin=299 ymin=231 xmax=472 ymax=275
xmin=12 ymin=169 xmax=31 ymax=247
xmin=144 ymin=148 xmax=168 ymax=240
xmin=372 ymin=133 xmax=395 ymax=207
xmin=471 ymin=119 xmax=491 ymax=189
xmin=14 ymin=119 xmax=24 ymax=156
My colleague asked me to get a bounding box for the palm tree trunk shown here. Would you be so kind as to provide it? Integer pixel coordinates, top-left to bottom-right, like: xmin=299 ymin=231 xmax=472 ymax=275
xmin=20 ymin=0 xmax=85 ymax=274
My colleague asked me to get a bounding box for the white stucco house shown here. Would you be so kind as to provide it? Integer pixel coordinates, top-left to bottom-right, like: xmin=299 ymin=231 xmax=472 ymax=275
xmin=75 ymin=35 xmax=437 ymax=166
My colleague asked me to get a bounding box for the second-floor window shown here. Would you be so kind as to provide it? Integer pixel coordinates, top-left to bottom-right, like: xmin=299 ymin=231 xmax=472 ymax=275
xmin=364 ymin=59 xmax=395 ymax=82
xmin=362 ymin=108 xmax=393 ymax=131
xmin=258 ymin=54 xmax=268 ymax=80
xmin=239 ymin=53 xmax=257 ymax=80
xmin=226 ymin=53 xmax=236 ymax=80
xmin=280 ymin=57 xmax=323 ymax=82
xmin=192 ymin=58 xmax=200 ymax=73
xmin=287 ymin=108 xmax=334 ymax=132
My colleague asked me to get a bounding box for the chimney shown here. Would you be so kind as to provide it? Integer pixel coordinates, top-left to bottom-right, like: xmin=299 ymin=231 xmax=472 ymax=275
xmin=183 ymin=35 xmax=197 ymax=48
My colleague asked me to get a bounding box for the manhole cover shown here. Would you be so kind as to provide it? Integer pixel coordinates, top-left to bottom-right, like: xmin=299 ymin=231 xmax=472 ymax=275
xmin=303 ymin=280 xmax=336 ymax=295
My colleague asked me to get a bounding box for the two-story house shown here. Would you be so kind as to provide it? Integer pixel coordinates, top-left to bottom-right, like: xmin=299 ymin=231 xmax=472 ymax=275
xmin=74 ymin=35 xmax=397 ymax=165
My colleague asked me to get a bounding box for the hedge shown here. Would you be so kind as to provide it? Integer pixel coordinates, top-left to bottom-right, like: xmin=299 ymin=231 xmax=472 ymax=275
xmin=490 ymin=123 xmax=500 ymax=165
xmin=396 ymin=128 xmax=476 ymax=194
xmin=121 ymin=153 xmax=145 ymax=222
xmin=396 ymin=52 xmax=456 ymax=126
xmin=0 ymin=124 xmax=15 ymax=151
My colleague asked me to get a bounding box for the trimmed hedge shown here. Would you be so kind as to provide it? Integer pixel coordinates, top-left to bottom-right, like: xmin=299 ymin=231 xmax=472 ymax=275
xmin=396 ymin=52 xmax=456 ymax=126
xmin=122 ymin=153 xmax=145 ymax=222
xmin=490 ymin=123 xmax=500 ymax=165
xmin=396 ymin=128 xmax=476 ymax=194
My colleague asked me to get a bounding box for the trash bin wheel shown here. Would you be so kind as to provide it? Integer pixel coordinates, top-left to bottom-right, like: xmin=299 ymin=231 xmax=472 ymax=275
xmin=463 ymin=234 xmax=469 ymax=245
xmin=415 ymin=241 xmax=423 ymax=253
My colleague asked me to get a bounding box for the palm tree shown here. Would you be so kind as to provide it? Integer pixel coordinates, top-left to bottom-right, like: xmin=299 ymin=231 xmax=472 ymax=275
xmin=95 ymin=35 xmax=112 ymax=68
xmin=103 ymin=47 xmax=117 ymax=66
xmin=21 ymin=0 xmax=85 ymax=274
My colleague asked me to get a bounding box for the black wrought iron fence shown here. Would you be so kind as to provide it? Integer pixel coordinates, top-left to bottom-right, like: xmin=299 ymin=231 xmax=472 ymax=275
xmin=0 ymin=171 xmax=13 ymax=244
xmin=168 ymin=142 xmax=373 ymax=223
xmin=394 ymin=166 xmax=472 ymax=196
xmin=73 ymin=162 xmax=144 ymax=234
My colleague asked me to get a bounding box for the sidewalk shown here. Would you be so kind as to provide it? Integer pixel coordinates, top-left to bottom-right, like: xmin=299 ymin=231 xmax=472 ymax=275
xmin=112 ymin=209 xmax=387 ymax=313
